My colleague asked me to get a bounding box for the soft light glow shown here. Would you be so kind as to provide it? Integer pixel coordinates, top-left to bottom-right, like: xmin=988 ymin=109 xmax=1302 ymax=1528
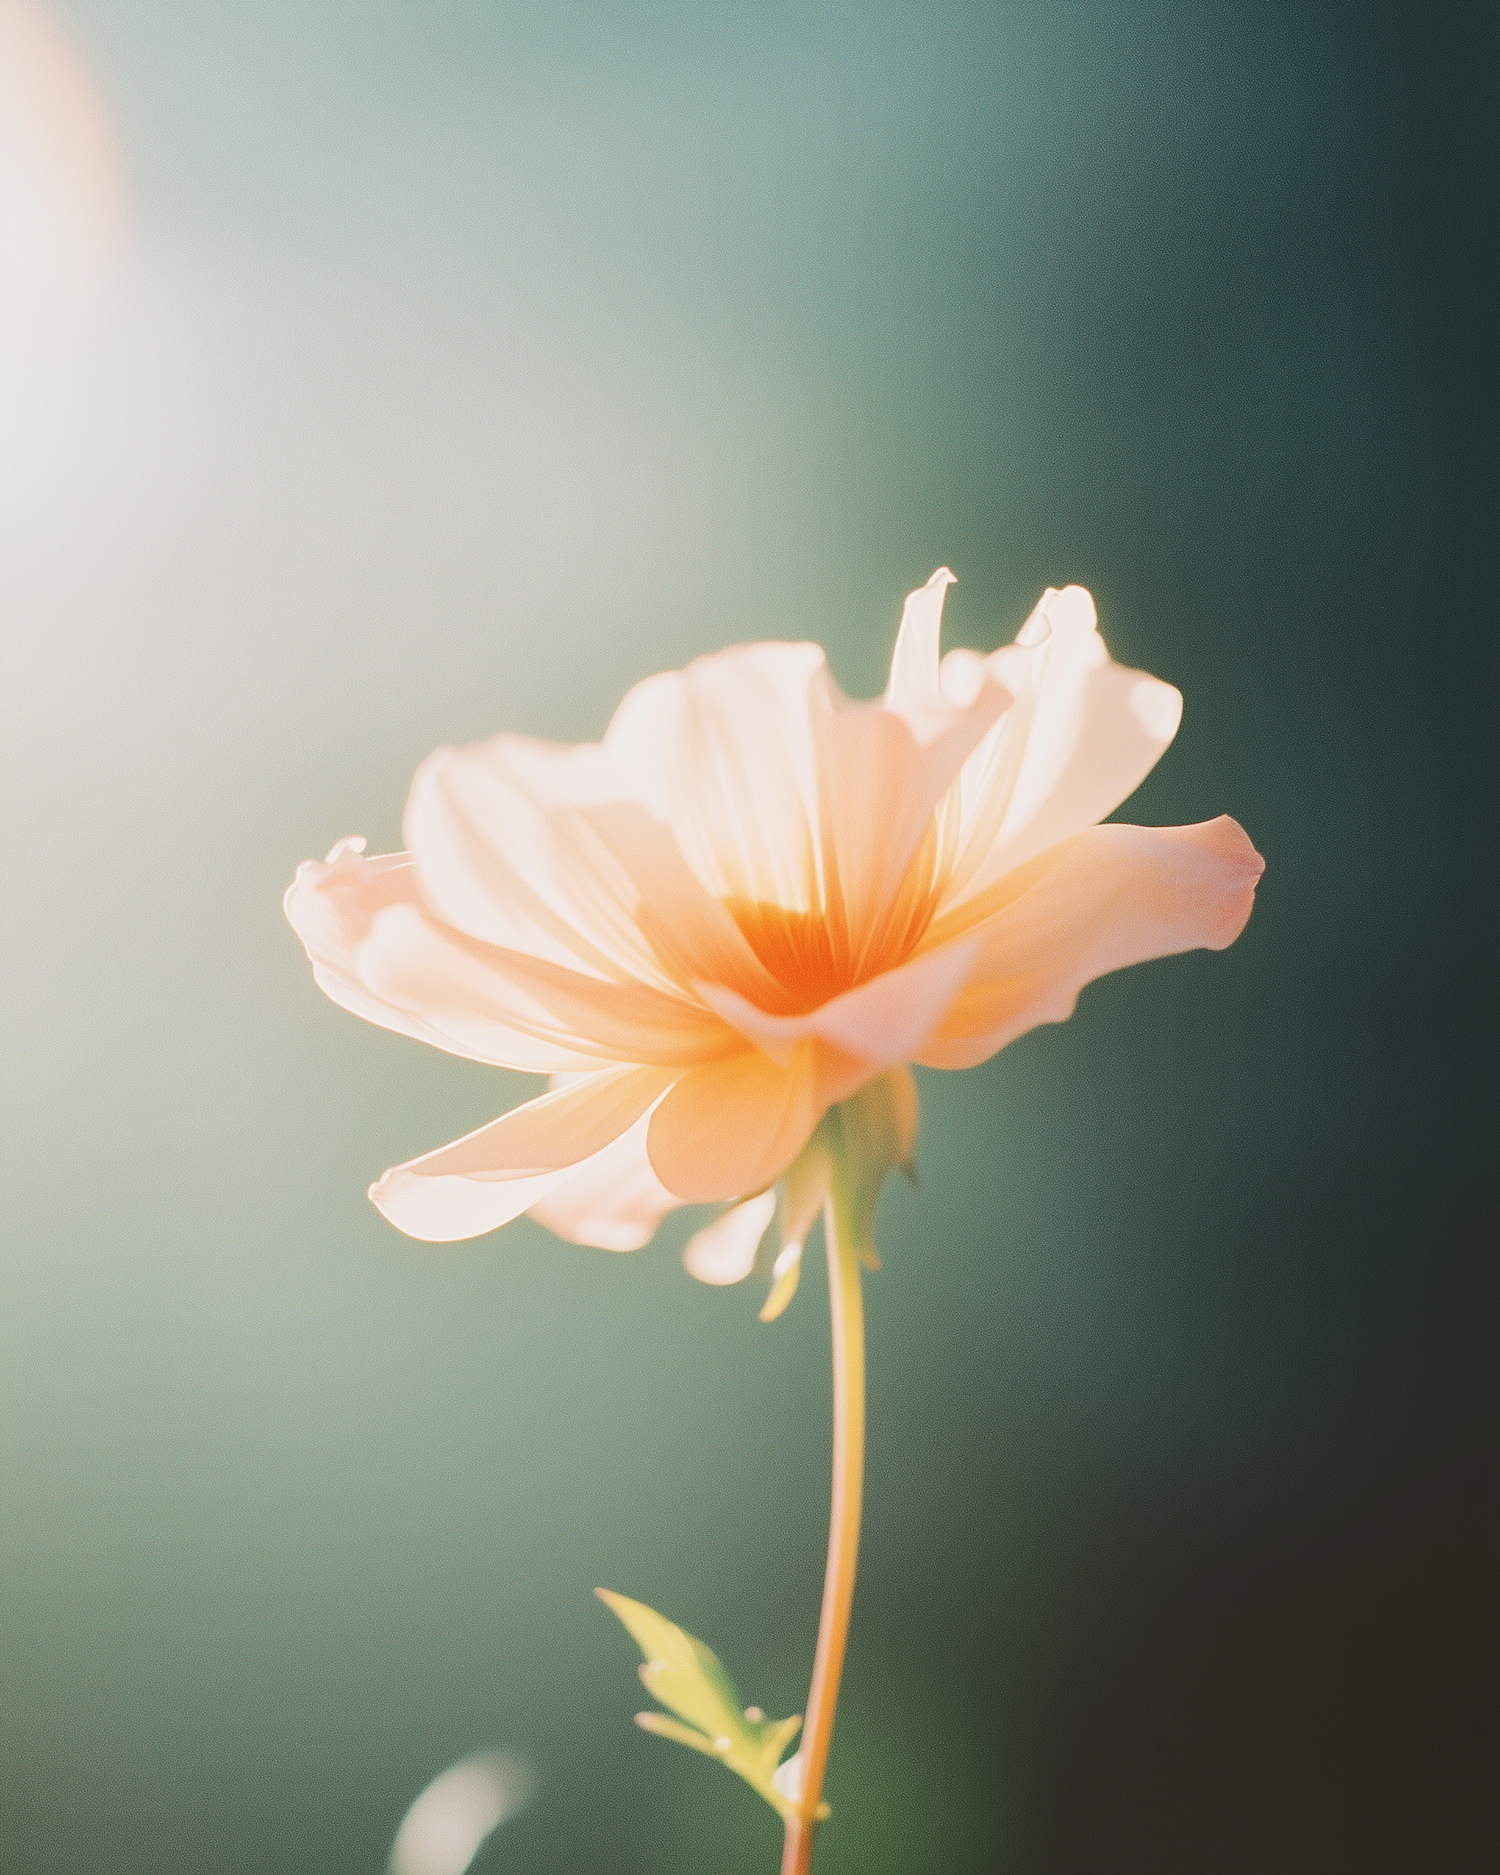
xmin=387 ymin=1750 xmax=535 ymax=1875
xmin=0 ymin=0 xmax=123 ymax=317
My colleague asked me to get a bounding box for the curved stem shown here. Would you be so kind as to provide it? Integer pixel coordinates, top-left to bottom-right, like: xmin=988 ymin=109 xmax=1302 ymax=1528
xmin=781 ymin=1172 xmax=866 ymax=1875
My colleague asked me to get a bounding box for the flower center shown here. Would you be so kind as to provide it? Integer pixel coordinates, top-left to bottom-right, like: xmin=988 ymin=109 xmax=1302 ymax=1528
xmin=722 ymin=899 xmax=855 ymax=1015
xmin=722 ymin=880 xmax=940 ymax=1017
xmin=716 ymin=816 xmax=951 ymax=1017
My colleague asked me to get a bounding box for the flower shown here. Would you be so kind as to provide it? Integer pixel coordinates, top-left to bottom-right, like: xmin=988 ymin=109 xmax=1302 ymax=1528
xmin=286 ymin=571 xmax=1262 ymax=1292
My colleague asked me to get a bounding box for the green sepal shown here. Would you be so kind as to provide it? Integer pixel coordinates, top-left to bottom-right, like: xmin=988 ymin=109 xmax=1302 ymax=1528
xmin=596 ymin=1588 xmax=822 ymax=1819
xmin=827 ymin=1066 xmax=919 ymax=1256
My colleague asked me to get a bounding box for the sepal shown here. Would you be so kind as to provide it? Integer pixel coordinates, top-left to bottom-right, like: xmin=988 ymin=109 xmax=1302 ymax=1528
xmin=827 ymin=1066 xmax=919 ymax=1256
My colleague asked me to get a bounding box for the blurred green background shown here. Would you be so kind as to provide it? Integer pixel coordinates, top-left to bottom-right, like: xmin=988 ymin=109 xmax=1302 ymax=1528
xmin=2 ymin=4 xmax=1492 ymax=1872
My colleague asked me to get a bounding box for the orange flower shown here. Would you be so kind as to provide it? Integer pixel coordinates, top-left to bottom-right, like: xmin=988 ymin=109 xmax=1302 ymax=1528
xmin=286 ymin=572 xmax=1262 ymax=1268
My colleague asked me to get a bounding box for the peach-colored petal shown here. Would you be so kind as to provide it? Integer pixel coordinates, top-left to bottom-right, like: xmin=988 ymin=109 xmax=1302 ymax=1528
xmin=884 ymin=568 xmax=958 ymax=718
xmin=936 ymin=586 xmax=1184 ymax=911
xmin=604 ymin=640 xmax=828 ymax=912
xmin=581 ymin=801 xmax=785 ymax=1002
xmin=405 ymin=735 xmax=784 ymax=1004
xmin=369 ymin=1064 xmax=675 ymax=1241
xmin=647 ymin=1044 xmax=830 ymax=1204
xmin=403 ymin=737 xmax=674 ymax=984
xmin=695 ymin=933 xmax=979 ymax=1070
xmin=917 ymin=817 xmax=1264 ymax=1069
xmin=285 ymin=839 xmax=601 ymax=1073
xmin=527 ymin=1109 xmax=683 ymax=1251
xmin=813 ymin=570 xmax=1010 ymax=942
xmin=683 ymin=1189 xmax=778 ymax=1285
xmin=809 ymin=684 xmax=1007 ymax=960
xmin=604 ymin=576 xmax=1009 ymax=952
xmin=359 ymin=904 xmax=736 ymax=1068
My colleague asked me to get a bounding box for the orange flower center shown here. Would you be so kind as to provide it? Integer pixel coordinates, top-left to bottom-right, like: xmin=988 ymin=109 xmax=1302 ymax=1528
xmin=722 ymin=899 xmax=856 ymax=1014
xmin=722 ymin=849 xmax=945 ymax=1017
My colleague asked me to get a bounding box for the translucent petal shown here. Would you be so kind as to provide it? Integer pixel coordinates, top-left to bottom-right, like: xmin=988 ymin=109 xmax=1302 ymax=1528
xmin=368 ymin=1065 xmax=675 ymax=1242
xmin=918 ymin=817 xmax=1264 ymax=1068
xmin=683 ymin=1190 xmax=778 ymax=1285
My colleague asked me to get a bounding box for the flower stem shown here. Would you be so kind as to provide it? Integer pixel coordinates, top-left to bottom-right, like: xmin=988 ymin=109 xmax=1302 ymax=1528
xmin=781 ymin=1162 xmax=866 ymax=1875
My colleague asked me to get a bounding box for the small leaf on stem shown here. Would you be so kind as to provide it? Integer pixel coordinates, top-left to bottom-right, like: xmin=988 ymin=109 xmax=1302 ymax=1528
xmin=595 ymin=1589 xmax=827 ymax=1820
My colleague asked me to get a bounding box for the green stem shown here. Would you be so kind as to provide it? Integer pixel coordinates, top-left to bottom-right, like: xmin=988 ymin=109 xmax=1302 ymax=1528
xmin=781 ymin=1161 xmax=866 ymax=1875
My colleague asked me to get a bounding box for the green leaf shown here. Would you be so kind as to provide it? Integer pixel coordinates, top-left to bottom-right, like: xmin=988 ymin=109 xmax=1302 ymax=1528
xmin=595 ymin=1589 xmax=827 ymax=1820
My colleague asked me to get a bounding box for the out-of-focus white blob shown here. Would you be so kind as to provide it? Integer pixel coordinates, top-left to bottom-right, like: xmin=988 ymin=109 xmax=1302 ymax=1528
xmin=771 ymin=1749 xmax=806 ymax=1801
xmin=0 ymin=1 xmax=123 ymax=350
xmin=0 ymin=0 xmax=170 ymax=549
xmin=387 ymin=1750 xmax=535 ymax=1875
xmin=1 ymin=3 xmax=207 ymax=557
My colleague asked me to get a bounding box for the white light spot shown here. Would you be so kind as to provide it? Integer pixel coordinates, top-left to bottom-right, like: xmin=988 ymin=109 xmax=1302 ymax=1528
xmin=772 ymin=1750 xmax=805 ymax=1801
xmin=387 ymin=1750 xmax=535 ymax=1875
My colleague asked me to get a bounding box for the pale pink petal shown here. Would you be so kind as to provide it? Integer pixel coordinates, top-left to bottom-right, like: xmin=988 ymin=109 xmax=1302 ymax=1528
xmin=683 ymin=1189 xmax=778 ymax=1285
xmin=580 ymin=801 xmax=784 ymax=1002
xmin=809 ymin=684 xmax=1007 ymax=955
xmin=936 ymin=586 xmax=1185 ymax=911
xmin=372 ymin=1160 xmax=580 ymax=1243
xmin=884 ymin=567 xmax=958 ymax=717
xmin=406 ymin=733 xmax=790 ymax=1009
xmin=647 ymin=1045 xmax=831 ymax=1204
xmin=604 ymin=641 xmax=829 ymax=911
xmin=695 ymin=934 xmax=979 ymax=1070
xmin=285 ymin=839 xmax=599 ymax=1073
xmin=527 ymin=1110 xmax=683 ymax=1251
xmin=369 ymin=1064 xmax=675 ymax=1242
xmin=605 ymin=581 xmax=1010 ymax=954
xmin=405 ymin=736 xmax=675 ymax=984
xmin=359 ymin=904 xmax=736 ymax=1068
xmin=917 ymin=817 xmax=1264 ymax=1069
xmin=815 ymin=570 xmax=1010 ymax=940
xmin=285 ymin=837 xmax=734 ymax=1072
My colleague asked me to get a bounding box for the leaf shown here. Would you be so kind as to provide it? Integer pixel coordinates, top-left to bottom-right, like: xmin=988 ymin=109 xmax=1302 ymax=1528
xmin=595 ymin=1589 xmax=828 ymax=1820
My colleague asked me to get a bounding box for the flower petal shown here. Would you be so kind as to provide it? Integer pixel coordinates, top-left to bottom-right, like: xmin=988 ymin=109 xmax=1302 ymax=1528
xmin=359 ymin=903 xmax=735 ymax=1068
xmin=407 ymin=737 xmax=692 ymax=985
xmin=694 ymin=934 xmax=979 ymax=1069
xmin=528 ymin=1109 xmax=683 ymax=1251
xmin=817 ymin=571 xmax=1010 ymax=940
xmin=917 ymin=816 xmax=1264 ymax=1069
xmin=369 ymin=1064 xmax=675 ymax=1241
xmin=884 ymin=566 xmax=958 ymax=717
xmin=605 ymin=578 xmax=1010 ymax=954
xmin=683 ymin=1189 xmax=778 ymax=1285
xmin=604 ymin=641 xmax=829 ymax=911
xmin=285 ymin=839 xmax=600 ymax=1073
xmin=936 ymin=586 xmax=1185 ymax=910
xmin=646 ymin=1044 xmax=829 ymax=1204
